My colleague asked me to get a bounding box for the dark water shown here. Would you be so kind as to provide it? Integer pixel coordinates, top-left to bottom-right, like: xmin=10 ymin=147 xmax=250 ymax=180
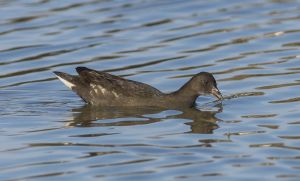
xmin=1 ymin=0 xmax=300 ymax=180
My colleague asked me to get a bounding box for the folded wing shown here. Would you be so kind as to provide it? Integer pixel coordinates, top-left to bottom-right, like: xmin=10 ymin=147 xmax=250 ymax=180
xmin=75 ymin=67 xmax=163 ymax=101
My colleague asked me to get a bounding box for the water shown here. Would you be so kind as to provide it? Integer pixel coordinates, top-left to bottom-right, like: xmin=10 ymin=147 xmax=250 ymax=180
xmin=1 ymin=0 xmax=300 ymax=180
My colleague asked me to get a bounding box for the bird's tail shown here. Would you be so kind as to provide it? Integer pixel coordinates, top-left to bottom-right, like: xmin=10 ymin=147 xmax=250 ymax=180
xmin=53 ymin=71 xmax=77 ymax=89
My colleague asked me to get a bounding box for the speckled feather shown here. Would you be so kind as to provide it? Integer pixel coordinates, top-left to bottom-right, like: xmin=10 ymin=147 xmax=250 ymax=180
xmin=54 ymin=67 xmax=222 ymax=107
xmin=76 ymin=67 xmax=163 ymax=98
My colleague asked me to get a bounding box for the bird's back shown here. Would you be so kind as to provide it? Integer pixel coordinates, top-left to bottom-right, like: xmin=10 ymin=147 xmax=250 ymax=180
xmin=57 ymin=67 xmax=164 ymax=106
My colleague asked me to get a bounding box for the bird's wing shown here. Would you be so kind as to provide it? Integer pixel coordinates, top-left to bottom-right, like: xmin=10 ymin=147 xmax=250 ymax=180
xmin=76 ymin=67 xmax=163 ymax=98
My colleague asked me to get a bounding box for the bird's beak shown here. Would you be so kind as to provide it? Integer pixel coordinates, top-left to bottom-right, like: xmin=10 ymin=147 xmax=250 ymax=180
xmin=211 ymin=86 xmax=223 ymax=100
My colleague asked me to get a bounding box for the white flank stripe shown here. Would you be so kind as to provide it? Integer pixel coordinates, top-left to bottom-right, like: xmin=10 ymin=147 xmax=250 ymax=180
xmin=56 ymin=75 xmax=75 ymax=89
xmin=112 ymin=91 xmax=119 ymax=98
xmin=98 ymin=85 xmax=106 ymax=94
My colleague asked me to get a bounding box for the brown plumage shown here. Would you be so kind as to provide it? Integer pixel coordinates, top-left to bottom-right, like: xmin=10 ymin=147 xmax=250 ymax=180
xmin=54 ymin=67 xmax=222 ymax=108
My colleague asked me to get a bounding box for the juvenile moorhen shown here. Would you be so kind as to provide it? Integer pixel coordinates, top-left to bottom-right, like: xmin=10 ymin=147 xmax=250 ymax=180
xmin=54 ymin=67 xmax=222 ymax=107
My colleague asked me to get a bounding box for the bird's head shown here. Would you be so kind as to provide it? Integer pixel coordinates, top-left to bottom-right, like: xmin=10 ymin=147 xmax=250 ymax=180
xmin=189 ymin=72 xmax=223 ymax=100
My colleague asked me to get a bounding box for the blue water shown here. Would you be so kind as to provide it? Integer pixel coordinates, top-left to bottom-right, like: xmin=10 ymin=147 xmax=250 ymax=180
xmin=1 ymin=0 xmax=300 ymax=180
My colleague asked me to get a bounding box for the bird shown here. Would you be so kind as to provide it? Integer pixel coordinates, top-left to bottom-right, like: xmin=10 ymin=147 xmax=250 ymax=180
xmin=54 ymin=67 xmax=223 ymax=108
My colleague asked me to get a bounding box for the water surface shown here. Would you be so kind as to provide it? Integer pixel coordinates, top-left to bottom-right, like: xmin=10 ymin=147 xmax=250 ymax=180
xmin=1 ymin=0 xmax=300 ymax=180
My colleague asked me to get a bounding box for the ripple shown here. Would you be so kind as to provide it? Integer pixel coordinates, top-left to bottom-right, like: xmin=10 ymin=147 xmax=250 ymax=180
xmin=2 ymin=0 xmax=300 ymax=180
xmin=270 ymin=97 xmax=300 ymax=104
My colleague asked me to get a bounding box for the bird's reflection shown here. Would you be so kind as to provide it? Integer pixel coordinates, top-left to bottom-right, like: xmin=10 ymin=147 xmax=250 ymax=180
xmin=66 ymin=103 xmax=223 ymax=134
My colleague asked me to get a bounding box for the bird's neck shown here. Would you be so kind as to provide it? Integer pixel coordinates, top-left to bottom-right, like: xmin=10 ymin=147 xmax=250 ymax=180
xmin=168 ymin=80 xmax=200 ymax=107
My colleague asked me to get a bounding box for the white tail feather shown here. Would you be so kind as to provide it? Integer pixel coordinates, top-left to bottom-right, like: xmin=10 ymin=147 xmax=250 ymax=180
xmin=56 ymin=75 xmax=75 ymax=89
